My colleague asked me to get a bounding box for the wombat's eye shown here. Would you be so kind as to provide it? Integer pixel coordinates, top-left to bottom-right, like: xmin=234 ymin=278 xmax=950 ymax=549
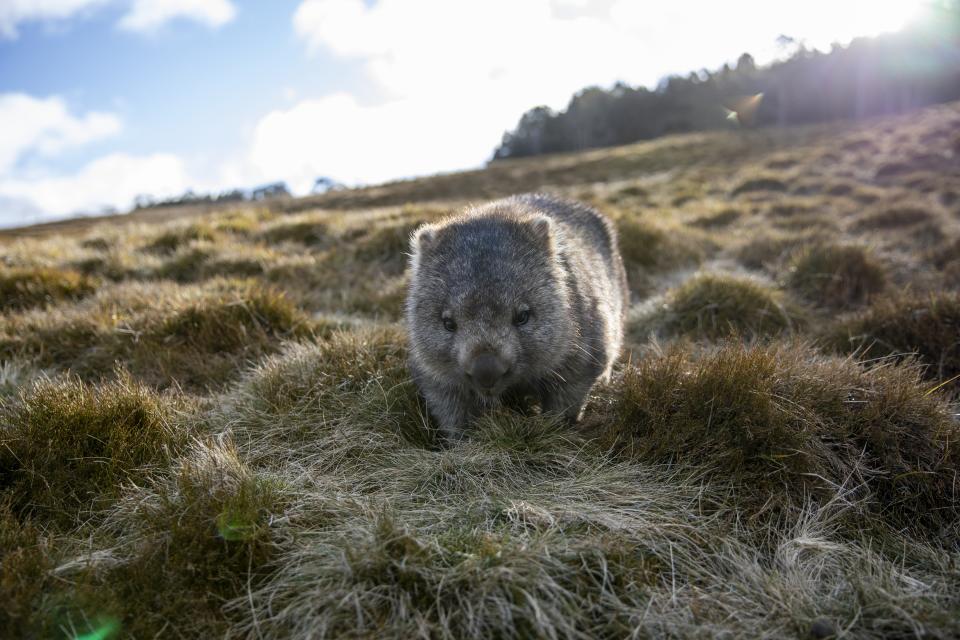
xmin=442 ymin=317 xmax=457 ymax=332
xmin=513 ymin=309 xmax=531 ymax=326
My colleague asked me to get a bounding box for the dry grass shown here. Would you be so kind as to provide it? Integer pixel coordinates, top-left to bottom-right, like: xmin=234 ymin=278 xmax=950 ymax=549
xmin=1 ymin=101 xmax=960 ymax=639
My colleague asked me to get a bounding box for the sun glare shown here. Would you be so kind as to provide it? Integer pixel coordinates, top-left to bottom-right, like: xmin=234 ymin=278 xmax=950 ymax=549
xmin=823 ymin=0 xmax=923 ymax=43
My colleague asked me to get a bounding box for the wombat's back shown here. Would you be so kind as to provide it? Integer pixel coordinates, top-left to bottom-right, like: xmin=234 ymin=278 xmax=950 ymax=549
xmin=499 ymin=193 xmax=629 ymax=326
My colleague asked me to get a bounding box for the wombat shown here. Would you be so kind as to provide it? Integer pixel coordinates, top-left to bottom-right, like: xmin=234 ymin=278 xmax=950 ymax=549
xmin=406 ymin=193 xmax=628 ymax=440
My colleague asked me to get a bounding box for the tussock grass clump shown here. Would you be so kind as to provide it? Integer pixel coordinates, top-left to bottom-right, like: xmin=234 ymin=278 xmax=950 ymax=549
xmin=154 ymin=247 xmax=267 ymax=282
xmin=875 ymin=151 xmax=947 ymax=180
xmin=613 ymin=183 xmax=649 ymax=199
xmin=771 ymin=212 xmax=838 ymax=231
xmin=791 ymin=178 xmax=883 ymax=203
xmin=79 ymin=236 xmax=112 ymax=251
xmin=202 ymin=254 xmax=266 ymax=279
xmin=634 ymin=273 xmax=797 ymax=341
xmin=736 ymin=231 xmax=825 ymax=271
xmin=0 ymin=267 xmax=97 ymax=311
xmin=853 ymin=206 xmax=935 ymax=230
xmin=768 ymin=199 xmax=817 ymax=217
xmin=72 ymin=252 xmax=136 ymax=281
xmin=731 ymin=175 xmax=789 ymax=196
xmin=143 ymin=222 xmax=218 ymax=254
xmin=212 ymin=209 xmax=268 ymax=235
xmin=930 ymin=236 xmax=960 ymax=269
xmin=231 ymin=326 xmax=435 ymax=452
xmin=83 ymin=439 xmax=284 ymax=637
xmin=154 ymin=283 xmax=310 ymax=356
xmin=354 ymin=219 xmax=423 ymax=268
xmin=0 ymin=373 xmax=186 ymax=525
xmin=824 ymin=294 xmax=960 ymax=385
xmin=689 ymin=207 xmax=741 ymax=228
xmin=260 ymin=219 xmax=328 ymax=246
xmin=0 ymin=281 xmax=313 ymax=390
xmin=0 ymin=500 xmax=55 ymax=637
xmin=598 ymin=343 xmax=960 ymax=532
xmin=787 ymin=244 xmax=886 ymax=308
xmin=0 ymin=361 xmax=35 ymax=401
xmin=616 ymin=217 xmax=709 ymax=273
xmin=153 ymin=246 xmax=211 ymax=281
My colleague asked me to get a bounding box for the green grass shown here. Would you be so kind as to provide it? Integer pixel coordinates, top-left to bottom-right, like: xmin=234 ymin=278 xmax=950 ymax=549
xmin=2 ymin=101 xmax=960 ymax=639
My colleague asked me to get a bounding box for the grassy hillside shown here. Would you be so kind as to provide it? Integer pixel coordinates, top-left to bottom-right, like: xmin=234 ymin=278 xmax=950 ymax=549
xmin=1 ymin=102 xmax=959 ymax=639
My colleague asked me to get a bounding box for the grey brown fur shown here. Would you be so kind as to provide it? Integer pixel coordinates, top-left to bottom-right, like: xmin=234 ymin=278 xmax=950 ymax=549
xmin=405 ymin=193 xmax=628 ymax=440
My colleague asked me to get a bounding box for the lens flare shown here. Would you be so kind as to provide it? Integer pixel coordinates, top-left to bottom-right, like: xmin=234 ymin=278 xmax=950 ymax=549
xmin=217 ymin=509 xmax=257 ymax=541
xmin=74 ymin=618 xmax=120 ymax=640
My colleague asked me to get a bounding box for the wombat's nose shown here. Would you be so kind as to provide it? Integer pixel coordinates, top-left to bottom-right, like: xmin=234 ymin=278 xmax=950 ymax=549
xmin=467 ymin=353 xmax=508 ymax=390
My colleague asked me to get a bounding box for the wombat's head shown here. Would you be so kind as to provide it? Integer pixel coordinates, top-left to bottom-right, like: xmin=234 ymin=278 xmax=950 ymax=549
xmin=406 ymin=210 xmax=574 ymax=397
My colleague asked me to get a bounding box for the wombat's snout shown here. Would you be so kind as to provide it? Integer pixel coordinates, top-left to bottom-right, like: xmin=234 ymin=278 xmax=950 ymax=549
xmin=466 ymin=353 xmax=510 ymax=390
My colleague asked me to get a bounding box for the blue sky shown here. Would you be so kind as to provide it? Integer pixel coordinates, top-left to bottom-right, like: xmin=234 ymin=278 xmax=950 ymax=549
xmin=0 ymin=0 xmax=923 ymax=227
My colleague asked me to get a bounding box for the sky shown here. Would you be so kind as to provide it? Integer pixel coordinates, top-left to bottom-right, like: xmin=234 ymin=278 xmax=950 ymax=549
xmin=0 ymin=0 xmax=925 ymax=227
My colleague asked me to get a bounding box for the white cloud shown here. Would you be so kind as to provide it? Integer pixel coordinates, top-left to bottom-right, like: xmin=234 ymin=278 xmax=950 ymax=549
xmin=247 ymin=92 xmax=519 ymax=192
xmin=118 ymin=0 xmax=236 ymax=33
xmin=0 ymin=152 xmax=190 ymax=226
xmin=0 ymin=93 xmax=193 ymax=227
xmin=0 ymin=0 xmax=108 ymax=39
xmin=0 ymin=0 xmax=237 ymax=38
xmin=0 ymin=93 xmax=122 ymax=174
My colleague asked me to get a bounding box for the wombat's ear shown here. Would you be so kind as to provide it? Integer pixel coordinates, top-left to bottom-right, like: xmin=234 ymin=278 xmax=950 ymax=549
xmin=528 ymin=215 xmax=553 ymax=247
xmin=411 ymin=224 xmax=438 ymax=253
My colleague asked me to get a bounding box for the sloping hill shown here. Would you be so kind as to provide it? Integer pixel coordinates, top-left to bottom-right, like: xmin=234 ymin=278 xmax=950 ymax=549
xmin=1 ymin=102 xmax=959 ymax=639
